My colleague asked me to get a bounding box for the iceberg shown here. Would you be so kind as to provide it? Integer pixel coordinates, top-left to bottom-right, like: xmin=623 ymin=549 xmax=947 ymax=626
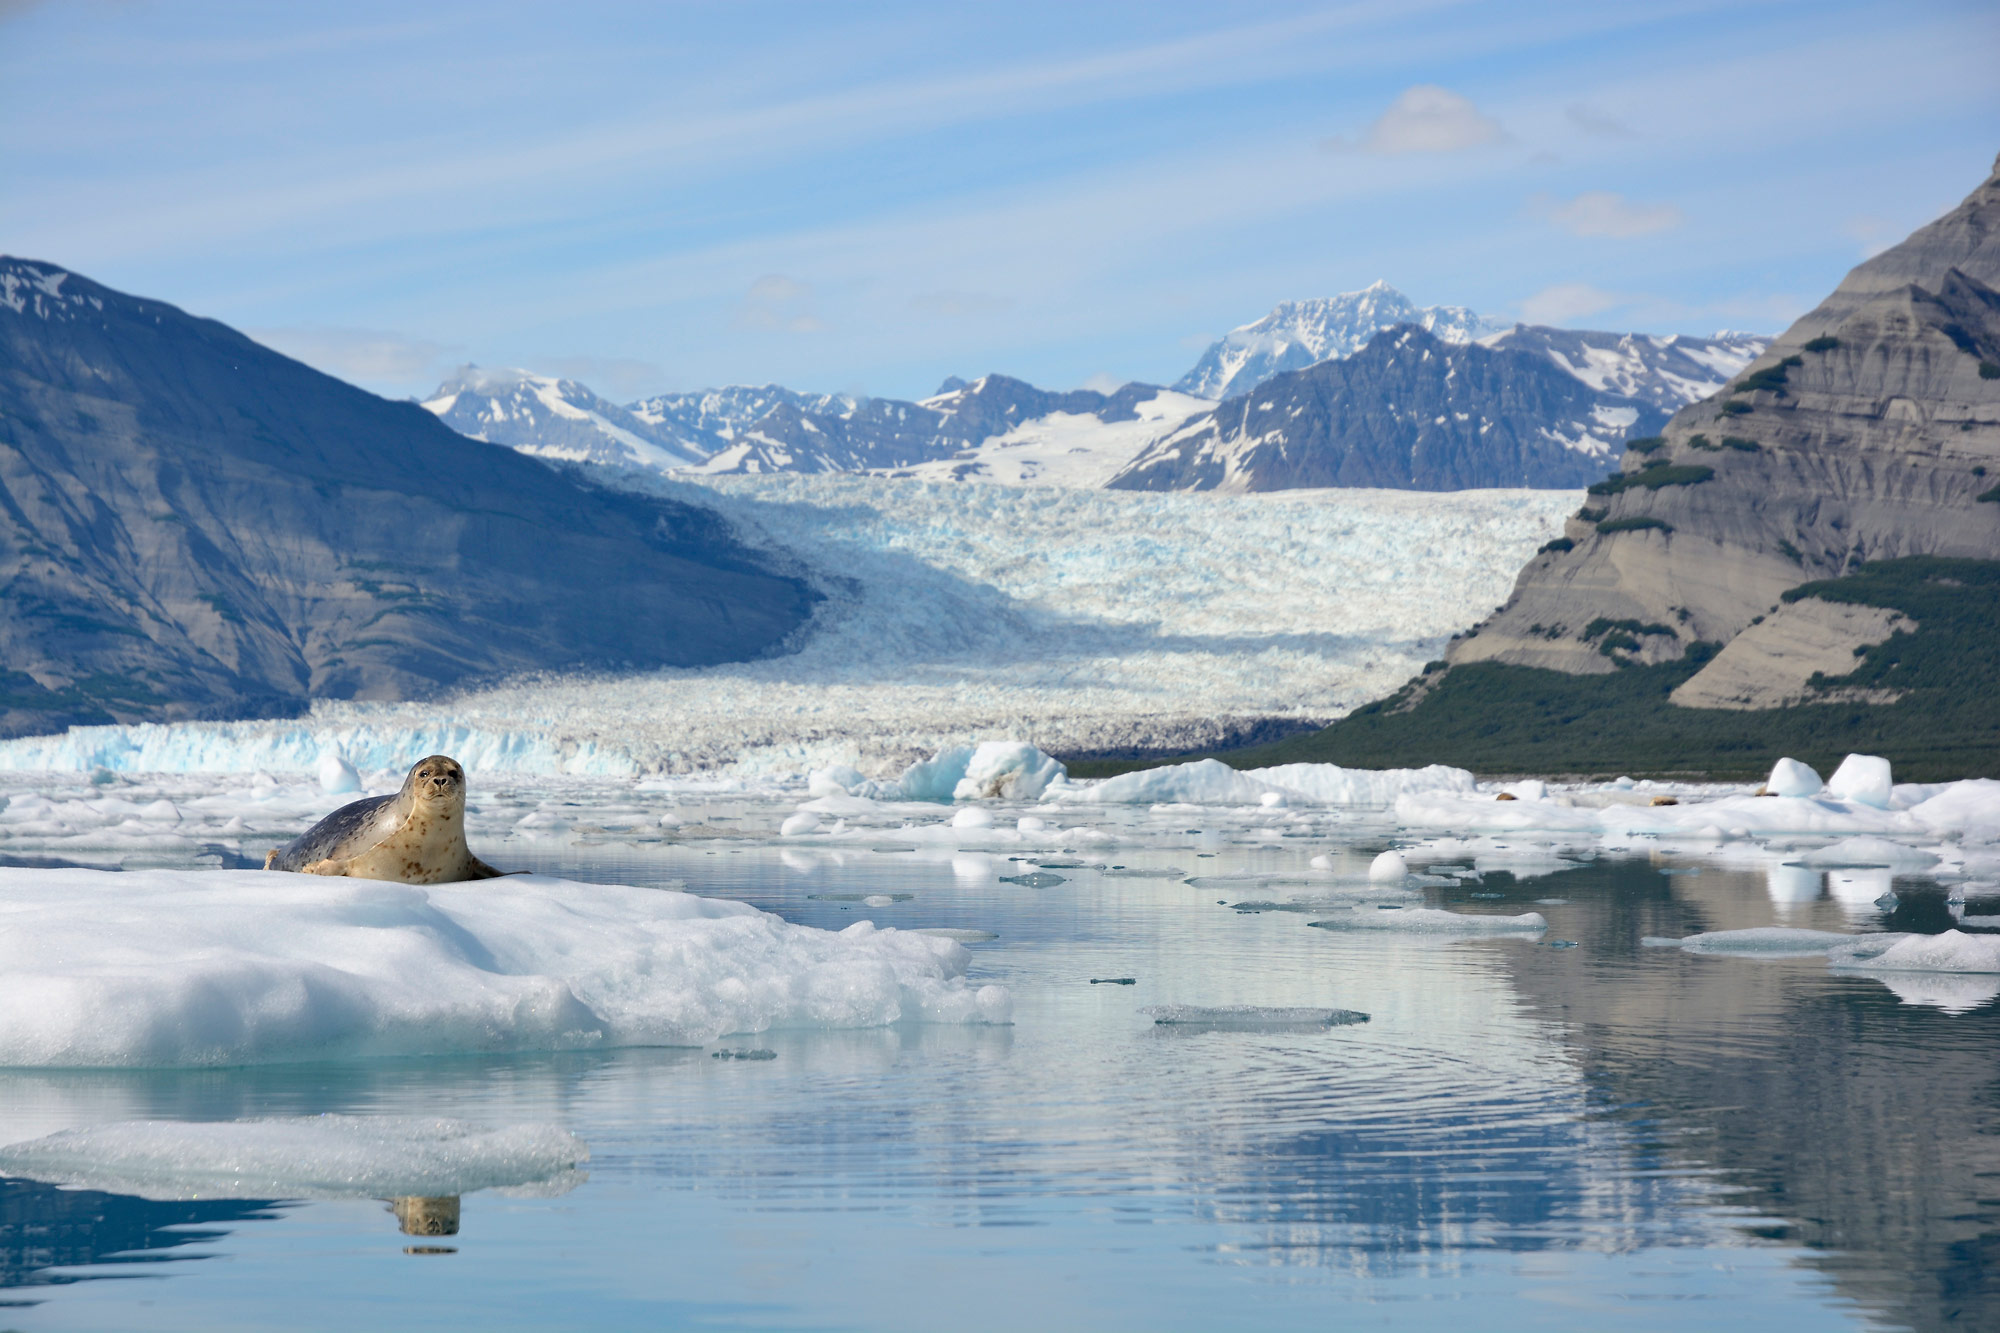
xmin=0 ymin=868 xmax=1010 ymax=1067
xmin=1307 ymin=906 xmax=1547 ymax=933
xmin=1827 ymin=929 xmax=2000 ymax=974
xmin=0 ymin=1115 xmax=586 ymax=1201
xmin=1825 ymin=754 xmax=1894 ymax=809
xmin=1058 ymin=758 xmax=1474 ymax=806
xmin=1764 ymin=757 xmax=1822 ymax=798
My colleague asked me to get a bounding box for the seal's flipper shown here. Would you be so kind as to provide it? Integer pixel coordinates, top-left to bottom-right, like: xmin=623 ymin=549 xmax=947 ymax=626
xmin=463 ymin=856 xmax=507 ymax=880
xmin=264 ymin=849 xmax=279 ymax=870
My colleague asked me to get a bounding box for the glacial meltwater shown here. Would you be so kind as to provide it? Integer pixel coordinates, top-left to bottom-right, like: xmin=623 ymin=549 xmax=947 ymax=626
xmin=1 ymin=768 xmax=1995 ymax=1331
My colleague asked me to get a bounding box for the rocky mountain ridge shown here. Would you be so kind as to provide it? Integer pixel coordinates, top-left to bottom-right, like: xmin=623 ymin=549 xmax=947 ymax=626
xmin=0 ymin=259 xmax=814 ymax=739
xmin=1445 ymin=152 xmax=2000 ymax=696
xmin=1107 ymin=325 xmax=1669 ymax=492
xmin=1174 ymin=281 xmax=1503 ymax=399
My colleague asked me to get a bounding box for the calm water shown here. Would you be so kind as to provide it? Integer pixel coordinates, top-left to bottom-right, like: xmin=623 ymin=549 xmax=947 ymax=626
xmin=3 ymin=826 xmax=1995 ymax=1332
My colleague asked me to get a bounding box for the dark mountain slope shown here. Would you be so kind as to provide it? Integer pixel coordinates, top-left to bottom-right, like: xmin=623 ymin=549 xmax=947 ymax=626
xmin=0 ymin=258 xmax=814 ymax=738
xmin=1106 ymin=325 xmax=1666 ymax=492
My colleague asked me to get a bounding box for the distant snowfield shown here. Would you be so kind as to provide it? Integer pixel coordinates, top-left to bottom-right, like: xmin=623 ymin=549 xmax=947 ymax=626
xmin=0 ymin=478 xmax=1577 ymax=778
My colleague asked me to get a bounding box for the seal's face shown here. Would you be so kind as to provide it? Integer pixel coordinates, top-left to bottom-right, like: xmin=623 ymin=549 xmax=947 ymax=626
xmin=407 ymin=755 xmax=467 ymax=811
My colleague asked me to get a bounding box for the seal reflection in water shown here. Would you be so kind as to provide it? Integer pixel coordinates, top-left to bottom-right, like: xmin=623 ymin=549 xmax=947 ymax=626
xmin=263 ymin=755 xmax=504 ymax=884
xmin=390 ymin=1195 xmax=461 ymax=1237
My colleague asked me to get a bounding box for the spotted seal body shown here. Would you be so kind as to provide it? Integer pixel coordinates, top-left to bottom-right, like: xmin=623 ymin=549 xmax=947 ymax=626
xmin=264 ymin=755 xmax=503 ymax=884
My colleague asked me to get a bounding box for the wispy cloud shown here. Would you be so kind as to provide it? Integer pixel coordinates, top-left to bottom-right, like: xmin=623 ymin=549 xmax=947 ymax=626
xmin=1564 ymin=102 xmax=1635 ymax=138
xmin=1327 ymin=85 xmax=1507 ymax=154
xmin=247 ymin=324 xmax=456 ymax=386
xmin=541 ymin=355 xmax=669 ymax=400
xmin=1532 ymin=191 xmax=1684 ymax=237
xmin=1518 ymin=282 xmax=1620 ymax=325
xmin=737 ymin=275 xmax=824 ymax=333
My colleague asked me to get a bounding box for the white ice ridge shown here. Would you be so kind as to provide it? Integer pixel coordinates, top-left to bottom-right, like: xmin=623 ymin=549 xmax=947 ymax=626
xmin=1394 ymin=755 xmax=2000 ymax=844
xmin=0 ymin=869 xmax=1010 ymax=1068
xmin=0 ymin=1115 xmax=587 ymax=1201
xmin=0 ymin=477 xmax=1576 ymax=778
xmin=1052 ymin=757 xmax=1475 ymax=806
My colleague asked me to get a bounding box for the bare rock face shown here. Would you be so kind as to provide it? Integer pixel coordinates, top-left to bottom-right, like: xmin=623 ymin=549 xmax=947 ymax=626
xmin=1451 ymin=153 xmax=2000 ymax=680
xmin=0 ymin=259 xmax=816 ymax=738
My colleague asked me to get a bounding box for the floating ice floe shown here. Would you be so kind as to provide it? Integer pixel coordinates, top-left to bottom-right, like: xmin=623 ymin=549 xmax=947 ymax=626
xmin=1054 ymin=757 xmax=1475 ymax=807
xmin=1142 ymin=1005 xmax=1369 ymax=1029
xmin=1394 ymin=755 xmax=2000 ymax=846
xmin=1826 ymin=929 xmax=2000 ymax=974
xmin=1647 ymin=927 xmax=1866 ymax=957
xmin=1307 ymin=906 xmax=1547 ymax=934
xmin=0 ymin=1115 xmax=586 ymax=1201
xmin=0 ymin=869 xmax=1010 ymax=1067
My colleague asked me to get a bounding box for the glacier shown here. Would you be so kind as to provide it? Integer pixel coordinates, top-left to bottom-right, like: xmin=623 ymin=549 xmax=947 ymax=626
xmin=0 ymin=477 xmax=1576 ymax=779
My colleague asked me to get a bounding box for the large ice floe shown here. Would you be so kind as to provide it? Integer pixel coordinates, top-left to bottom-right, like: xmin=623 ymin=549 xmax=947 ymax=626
xmin=0 ymin=869 xmax=1009 ymax=1068
xmin=0 ymin=477 xmax=1575 ymax=778
xmin=0 ymin=1115 xmax=587 ymax=1200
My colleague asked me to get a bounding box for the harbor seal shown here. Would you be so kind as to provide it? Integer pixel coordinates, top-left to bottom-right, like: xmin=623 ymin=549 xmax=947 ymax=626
xmin=263 ymin=755 xmax=504 ymax=883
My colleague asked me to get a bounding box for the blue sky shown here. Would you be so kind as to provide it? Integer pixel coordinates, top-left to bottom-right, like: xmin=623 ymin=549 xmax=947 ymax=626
xmin=4 ymin=0 xmax=1996 ymax=402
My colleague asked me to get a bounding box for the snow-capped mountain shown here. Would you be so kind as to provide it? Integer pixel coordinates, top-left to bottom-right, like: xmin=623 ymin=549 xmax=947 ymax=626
xmin=423 ymin=366 xmax=712 ymax=470
xmin=1176 ymin=281 xmax=1506 ymax=400
xmin=629 ymin=384 xmax=858 ymax=448
xmin=1480 ymin=327 xmax=1768 ymax=413
xmin=1112 ymin=324 xmax=1669 ymax=493
xmin=694 ymin=374 xmax=1181 ymax=476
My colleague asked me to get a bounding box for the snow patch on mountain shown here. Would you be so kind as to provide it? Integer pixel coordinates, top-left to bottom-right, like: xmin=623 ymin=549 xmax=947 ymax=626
xmin=1481 ymin=327 xmax=1769 ymax=413
xmin=1176 ymin=282 xmax=1506 ymax=400
xmin=424 ymin=366 xmax=710 ymax=470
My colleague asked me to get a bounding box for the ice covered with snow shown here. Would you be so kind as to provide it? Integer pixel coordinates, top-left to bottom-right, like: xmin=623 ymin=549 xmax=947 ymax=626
xmin=1765 ymin=757 xmax=1822 ymax=798
xmin=1827 ymin=930 xmax=2000 ymax=975
xmin=0 ymin=477 xmax=1574 ymax=779
xmin=888 ymin=390 xmax=1216 ymax=487
xmin=1053 ymin=757 xmax=1474 ymax=807
xmin=0 ymin=868 xmax=1009 ymax=1067
xmin=1825 ymin=754 xmax=1894 ymax=809
xmin=0 ymin=1115 xmax=587 ymax=1201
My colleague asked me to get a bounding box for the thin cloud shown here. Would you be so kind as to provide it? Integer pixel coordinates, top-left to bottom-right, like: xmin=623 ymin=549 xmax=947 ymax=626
xmin=541 ymin=355 xmax=668 ymax=399
xmin=247 ymin=324 xmax=456 ymax=385
xmin=1532 ymin=190 xmax=1684 ymax=237
xmin=1844 ymin=214 xmax=1904 ymax=258
xmin=737 ymin=275 xmax=824 ymax=333
xmin=1326 ymin=85 xmax=1507 ymax=154
xmin=1565 ymin=102 xmax=1636 ymax=138
xmin=1518 ymin=282 xmax=1620 ymax=326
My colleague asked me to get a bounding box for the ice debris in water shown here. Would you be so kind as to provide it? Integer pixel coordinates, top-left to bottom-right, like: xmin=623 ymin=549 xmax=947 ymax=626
xmin=1825 ymin=754 xmax=1894 ymax=810
xmin=1055 ymin=757 xmax=1474 ymax=806
xmin=0 ymin=868 xmax=1011 ymax=1067
xmin=780 ymin=811 xmax=821 ymax=837
xmin=0 ymin=1115 xmax=586 ymax=1201
xmin=1142 ymin=1005 xmax=1368 ymax=1029
xmin=1650 ymin=928 xmax=1867 ymax=956
xmin=1309 ymin=906 xmax=1547 ymax=933
xmin=1368 ymin=850 xmax=1409 ymax=882
xmin=1796 ymin=836 xmax=1939 ymax=869
xmin=1765 ymin=757 xmax=1822 ymax=798
xmin=1827 ymin=930 xmax=2000 ymax=974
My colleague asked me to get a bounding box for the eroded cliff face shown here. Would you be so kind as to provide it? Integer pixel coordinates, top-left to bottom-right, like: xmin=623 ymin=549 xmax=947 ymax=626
xmin=1450 ymin=153 xmax=2000 ymax=680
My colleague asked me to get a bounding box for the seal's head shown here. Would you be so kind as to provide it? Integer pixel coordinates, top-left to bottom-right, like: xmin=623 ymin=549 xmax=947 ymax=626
xmin=404 ymin=755 xmax=467 ymax=811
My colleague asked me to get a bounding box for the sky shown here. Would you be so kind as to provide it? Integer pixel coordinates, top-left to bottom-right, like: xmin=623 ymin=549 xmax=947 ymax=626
xmin=3 ymin=0 xmax=1997 ymax=404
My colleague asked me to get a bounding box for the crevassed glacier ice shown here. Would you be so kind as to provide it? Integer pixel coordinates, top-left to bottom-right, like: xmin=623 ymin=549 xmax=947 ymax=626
xmin=0 ymin=1115 xmax=587 ymax=1200
xmin=0 ymin=479 xmax=1575 ymax=778
xmin=0 ymin=869 xmax=1010 ymax=1067
xmin=1054 ymin=757 xmax=1473 ymax=806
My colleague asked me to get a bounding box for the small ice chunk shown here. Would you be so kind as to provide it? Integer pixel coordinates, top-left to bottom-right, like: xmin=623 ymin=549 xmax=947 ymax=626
xmin=1673 ymin=927 xmax=1866 ymax=956
xmin=1309 ymin=906 xmax=1546 ymax=933
xmin=1017 ymin=815 xmax=1046 ymax=833
xmin=780 ymin=811 xmax=821 ymax=837
xmin=862 ymin=894 xmax=898 ymax=907
xmin=1798 ymin=837 xmax=1939 ymax=869
xmin=952 ymin=807 xmax=994 ymax=830
xmin=318 ymin=754 xmax=362 ymax=795
xmin=1368 ymin=850 xmax=1408 ymax=882
xmin=1259 ymin=792 xmax=1286 ymax=807
xmin=1143 ymin=1005 xmax=1368 ymax=1029
xmin=1828 ymin=929 xmax=2000 ymax=974
xmin=1309 ymin=854 xmax=1334 ymax=871
xmin=0 ymin=1115 xmax=586 ymax=1201
xmin=1825 ymin=754 xmax=1893 ymax=809
xmin=1764 ymin=757 xmax=1822 ymax=798
xmin=808 ymin=764 xmax=869 ymax=798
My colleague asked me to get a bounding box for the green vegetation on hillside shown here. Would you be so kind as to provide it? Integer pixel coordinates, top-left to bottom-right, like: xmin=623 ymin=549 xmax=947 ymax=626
xmin=1588 ymin=465 xmax=1713 ymax=496
xmin=1066 ymin=559 xmax=2000 ymax=782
